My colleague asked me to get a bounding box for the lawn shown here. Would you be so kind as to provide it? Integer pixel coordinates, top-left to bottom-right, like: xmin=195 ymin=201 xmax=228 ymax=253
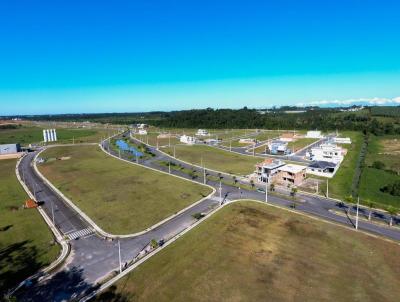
xmin=96 ymin=200 xmax=400 ymax=302
xmin=132 ymin=132 xmax=179 ymax=147
xmin=288 ymin=137 xmax=318 ymax=152
xmin=0 ymin=125 xmax=112 ymax=146
xmin=161 ymin=144 xmax=262 ymax=175
xmin=0 ymin=159 xmax=59 ymax=294
xmin=327 ymin=131 xmax=364 ymax=200
xmin=359 ymin=135 xmax=400 ymax=207
xmin=38 ymin=145 xmax=212 ymax=234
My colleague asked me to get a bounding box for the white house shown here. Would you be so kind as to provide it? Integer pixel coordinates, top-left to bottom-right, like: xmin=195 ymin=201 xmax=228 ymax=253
xmin=306 ymin=130 xmax=323 ymax=139
xmin=138 ymin=129 xmax=147 ymax=135
xmin=308 ymin=143 xmax=344 ymax=164
xmin=333 ymin=137 xmax=352 ymax=144
xmin=239 ymin=138 xmax=256 ymax=144
xmin=255 ymin=159 xmax=286 ymax=183
xmin=137 ymin=124 xmax=148 ymax=129
xmin=180 ymin=135 xmax=197 ymax=145
xmin=196 ymin=129 xmax=209 ymax=136
xmin=307 ymin=161 xmax=338 ymax=178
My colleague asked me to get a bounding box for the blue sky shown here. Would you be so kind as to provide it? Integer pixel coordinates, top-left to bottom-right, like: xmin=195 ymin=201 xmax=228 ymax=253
xmin=1 ymin=0 xmax=399 ymax=114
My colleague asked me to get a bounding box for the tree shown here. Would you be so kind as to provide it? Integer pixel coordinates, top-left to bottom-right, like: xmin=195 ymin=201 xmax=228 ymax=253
xmin=365 ymin=200 xmax=375 ymax=221
xmin=250 ymin=179 xmax=255 ymax=189
xmin=344 ymin=195 xmax=354 ymax=215
xmin=290 ymin=187 xmax=298 ymax=208
xmin=371 ymin=161 xmax=385 ymax=170
xmin=386 ymin=206 xmax=398 ymax=227
xmin=270 ymin=183 xmax=275 ymax=192
xmin=233 ymin=175 xmax=237 ymax=185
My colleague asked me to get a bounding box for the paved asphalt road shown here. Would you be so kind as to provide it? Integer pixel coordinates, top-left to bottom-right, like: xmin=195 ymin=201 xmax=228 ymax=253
xmin=14 ymin=135 xmax=400 ymax=301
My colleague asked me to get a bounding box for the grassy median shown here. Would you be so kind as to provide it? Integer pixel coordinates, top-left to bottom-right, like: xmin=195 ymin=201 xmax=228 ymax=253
xmin=162 ymin=144 xmax=263 ymax=175
xmin=0 ymin=159 xmax=59 ymax=294
xmin=96 ymin=200 xmax=400 ymax=302
xmin=38 ymin=145 xmax=212 ymax=234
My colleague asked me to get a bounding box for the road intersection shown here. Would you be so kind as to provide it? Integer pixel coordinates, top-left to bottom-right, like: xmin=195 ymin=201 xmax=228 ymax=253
xmin=13 ymin=134 xmax=400 ymax=301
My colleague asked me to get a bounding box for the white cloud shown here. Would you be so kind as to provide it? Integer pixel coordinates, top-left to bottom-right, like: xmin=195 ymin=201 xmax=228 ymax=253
xmin=297 ymin=97 xmax=400 ymax=107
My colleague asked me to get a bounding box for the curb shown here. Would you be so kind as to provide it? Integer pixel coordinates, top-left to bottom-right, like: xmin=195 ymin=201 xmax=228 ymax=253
xmin=34 ymin=138 xmax=216 ymax=239
xmin=79 ymin=197 xmax=400 ymax=301
xmin=8 ymin=154 xmax=70 ymax=297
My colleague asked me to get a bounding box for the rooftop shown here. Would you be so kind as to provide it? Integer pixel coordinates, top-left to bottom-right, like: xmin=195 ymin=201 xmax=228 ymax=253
xmin=278 ymin=164 xmax=306 ymax=174
xmin=308 ymin=161 xmax=337 ymax=169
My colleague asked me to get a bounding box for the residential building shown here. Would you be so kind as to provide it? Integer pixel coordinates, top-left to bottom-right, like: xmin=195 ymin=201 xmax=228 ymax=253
xmin=308 ymin=143 xmax=344 ymax=164
xmin=306 ymin=130 xmax=323 ymax=138
xmin=138 ymin=129 xmax=147 ymax=135
xmin=333 ymin=137 xmax=352 ymax=144
xmin=180 ymin=135 xmax=197 ymax=145
xmin=137 ymin=123 xmax=148 ymax=129
xmin=196 ymin=129 xmax=209 ymax=136
xmin=0 ymin=143 xmax=21 ymax=155
xmin=276 ymin=164 xmax=307 ymax=186
xmin=204 ymin=138 xmax=219 ymax=145
xmin=255 ymin=159 xmax=286 ymax=183
xmin=268 ymin=140 xmax=289 ymax=155
xmin=307 ymin=161 xmax=338 ymax=178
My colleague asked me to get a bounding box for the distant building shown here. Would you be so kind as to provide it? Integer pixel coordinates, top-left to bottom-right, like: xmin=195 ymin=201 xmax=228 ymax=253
xmin=276 ymin=164 xmax=307 ymax=186
xmin=255 ymin=159 xmax=286 ymax=183
xmin=307 ymin=161 xmax=338 ymax=178
xmin=43 ymin=129 xmax=57 ymax=142
xmin=306 ymin=130 xmax=323 ymax=139
xmin=204 ymin=138 xmax=219 ymax=145
xmin=308 ymin=143 xmax=344 ymax=164
xmin=0 ymin=143 xmax=21 ymax=155
xmin=333 ymin=137 xmax=352 ymax=144
xmin=196 ymin=129 xmax=209 ymax=136
xmin=180 ymin=135 xmax=196 ymax=145
xmin=268 ymin=140 xmax=289 ymax=155
xmin=137 ymin=124 xmax=148 ymax=129
xmin=138 ymin=129 xmax=147 ymax=135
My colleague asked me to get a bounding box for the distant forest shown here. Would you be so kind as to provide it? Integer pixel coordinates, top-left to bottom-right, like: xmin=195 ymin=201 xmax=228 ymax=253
xmin=5 ymin=106 xmax=400 ymax=136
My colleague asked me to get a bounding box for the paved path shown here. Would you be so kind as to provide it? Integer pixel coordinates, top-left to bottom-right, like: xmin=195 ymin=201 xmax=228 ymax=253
xmin=14 ymin=136 xmax=400 ymax=301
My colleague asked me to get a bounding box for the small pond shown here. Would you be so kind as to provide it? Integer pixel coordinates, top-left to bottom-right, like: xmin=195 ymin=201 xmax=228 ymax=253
xmin=115 ymin=140 xmax=143 ymax=157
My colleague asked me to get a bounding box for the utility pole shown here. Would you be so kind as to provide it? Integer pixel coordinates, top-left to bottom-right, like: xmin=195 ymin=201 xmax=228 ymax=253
xmin=173 ymin=146 xmax=176 ymax=158
xmin=326 ymin=179 xmax=329 ymax=199
xmin=219 ymin=180 xmax=222 ymax=203
xmin=51 ymin=199 xmax=55 ymax=225
xmin=203 ymin=168 xmax=206 ymax=184
xmin=355 ymin=196 xmax=360 ymax=230
xmin=265 ymin=179 xmax=268 ymax=203
xmin=118 ymin=240 xmax=122 ymax=273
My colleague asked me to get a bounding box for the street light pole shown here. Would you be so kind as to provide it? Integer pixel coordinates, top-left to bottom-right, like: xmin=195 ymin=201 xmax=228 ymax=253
xmin=355 ymin=196 xmax=360 ymax=230
xmin=326 ymin=179 xmax=329 ymax=199
xmin=51 ymin=199 xmax=55 ymax=225
xmin=265 ymin=179 xmax=268 ymax=203
xmin=118 ymin=240 xmax=122 ymax=273
xmin=219 ymin=180 xmax=222 ymax=202
xmin=173 ymin=146 xmax=176 ymax=158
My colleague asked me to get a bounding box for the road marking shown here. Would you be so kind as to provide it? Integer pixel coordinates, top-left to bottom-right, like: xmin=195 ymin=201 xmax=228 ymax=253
xmin=66 ymin=228 xmax=94 ymax=240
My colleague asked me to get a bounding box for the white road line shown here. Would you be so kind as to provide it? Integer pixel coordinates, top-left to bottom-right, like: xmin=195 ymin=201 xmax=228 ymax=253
xmin=66 ymin=228 xmax=94 ymax=240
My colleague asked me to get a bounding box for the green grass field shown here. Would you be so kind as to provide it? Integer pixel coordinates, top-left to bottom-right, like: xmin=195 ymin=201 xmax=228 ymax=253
xmin=96 ymin=200 xmax=400 ymax=302
xmin=288 ymin=137 xmax=318 ymax=152
xmin=327 ymin=131 xmax=364 ymax=200
xmin=132 ymin=132 xmax=179 ymax=147
xmin=162 ymin=144 xmax=262 ymax=175
xmin=0 ymin=125 xmax=112 ymax=146
xmin=0 ymin=159 xmax=59 ymax=293
xmin=358 ymin=135 xmax=400 ymax=207
xmin=38 ymin=145 xmax=212 ymax=234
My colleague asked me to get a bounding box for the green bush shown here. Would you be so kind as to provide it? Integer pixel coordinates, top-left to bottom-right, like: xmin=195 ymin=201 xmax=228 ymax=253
xmin=381 ymin=181 xmax=400 ymax=196
xmin=372 ymin=161 xmax=385 ymax=170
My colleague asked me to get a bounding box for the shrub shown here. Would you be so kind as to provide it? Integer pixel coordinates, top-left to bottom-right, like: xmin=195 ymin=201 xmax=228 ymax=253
xmin=380 ymin=181 xmax=400 ymax=196
xmin=371 ymin=161 xmax=385 ymax=170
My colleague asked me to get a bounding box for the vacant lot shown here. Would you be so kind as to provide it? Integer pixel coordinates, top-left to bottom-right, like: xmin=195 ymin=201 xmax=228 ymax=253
xmin=39 ymin=145 xmax=212 ymax=234
xmin=327 ymin=131 xmax=364 ymax=200
xmin=162 ymin=144 xmax=262 ymax=175
xmin=289 ymin=137 xmax=318 ymax=152
xmin=96 ymin=200 xmax=400 ymax=302
xmin=0 ymin=125 xmax=111 ymax=145
xmin=132 ymin=132 xmax=179 ymax=147
xmin=359 ymin=135 xmax=400 ymax=207
xmin=0 ymin=159 xmax=59 ymax=293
